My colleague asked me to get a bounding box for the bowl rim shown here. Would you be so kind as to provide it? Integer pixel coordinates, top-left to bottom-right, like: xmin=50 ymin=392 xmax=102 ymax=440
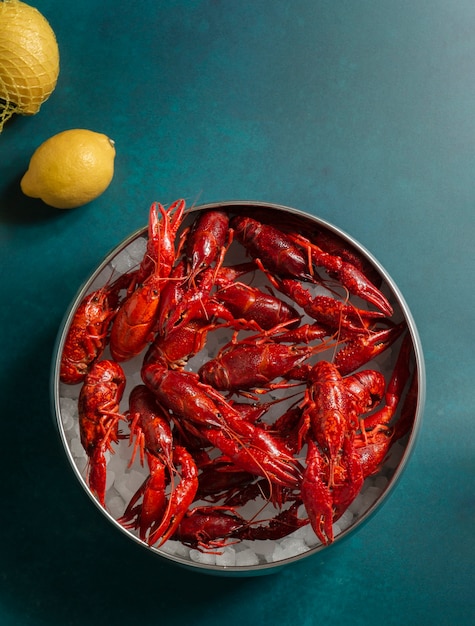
xmin=50 ymin=200 xmax=426 ymax=575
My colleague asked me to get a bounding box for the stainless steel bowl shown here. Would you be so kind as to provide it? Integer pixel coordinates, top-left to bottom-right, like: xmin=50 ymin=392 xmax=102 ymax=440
xmin=51 ymin=201 xmax=425 ymax=576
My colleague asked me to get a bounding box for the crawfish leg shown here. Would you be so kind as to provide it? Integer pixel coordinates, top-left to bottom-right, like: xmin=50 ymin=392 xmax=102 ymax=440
xmin=148 ymin=446 xmax=199 ymax=547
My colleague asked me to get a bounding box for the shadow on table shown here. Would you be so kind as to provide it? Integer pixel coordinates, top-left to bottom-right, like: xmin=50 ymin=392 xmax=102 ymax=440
xmin=0 ymin=169 xmax=73 ymax=225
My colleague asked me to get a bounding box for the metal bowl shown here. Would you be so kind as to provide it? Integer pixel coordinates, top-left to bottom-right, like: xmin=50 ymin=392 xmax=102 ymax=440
xmin=51 ymin=200 xmax=425 ymax=576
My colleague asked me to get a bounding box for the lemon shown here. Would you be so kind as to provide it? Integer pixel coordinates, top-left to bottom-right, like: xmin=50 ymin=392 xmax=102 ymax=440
xmin=0 ymin=0 xmax=60 ymax=131
xmin=21 ymin=129 xmax=116 ymax=209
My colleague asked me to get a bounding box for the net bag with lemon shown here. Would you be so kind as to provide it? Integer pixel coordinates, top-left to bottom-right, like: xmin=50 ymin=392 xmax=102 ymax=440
xmin=0 ymin=0 xmax=60 ymax=131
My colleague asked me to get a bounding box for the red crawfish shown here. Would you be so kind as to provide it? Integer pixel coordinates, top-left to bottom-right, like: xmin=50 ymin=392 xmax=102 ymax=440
xmin=196 ymin=461 xmax=256 ymax=504
xmin=160 ymin=258 xmax=300 ymax=339
xmin=146 ymin=259 xmax=233 ymax=371
xmin=198 ymin=337 xmax=329 ymax=394
xmin=230 ymin=214 xmax=315 ymax=281
xmin=119 ymin=385 xmax=198 ymax=547
xmin=301 ymin=439 xmax=335 ymax=545
xmin=231 ymin=214 xmax=392 ymax=316
xmin=78 ymin=359 xmax=126 ymax=506
xmin=157 ymin=259 xmax=215 ymax=341
xmin=173 ymin=502 xmax=307 ymax=552
xmin=350 ymin=331 xmax=415 ymax=477
xmin=232 ymin=206 xmax=380 ymax=284
xmin=300 ymin=336 xmax=414 ymax=545
xmin=141 ymin=362 xmax=303 ymax=488
xmin=183 ymin=209 xmax=230 ymax=280
xmin=60 ymin=272 xmax=133 ymax=385
xmin=298 ymin=360 xmax=386 ymax=486
xmin=133 ymin=199 xmax=186 ymax=288
xmin=269 ymin=321 xmax=329 ymax=345
xmin=274 ymin=276 xmax=386 ymax=334
xmin=274 ymin=319 xmax=404 ymax=381
xmin=212 ymin=281 xmax=301 ymax=331
xmin=109 ymin=200 xmax=186 ymax=361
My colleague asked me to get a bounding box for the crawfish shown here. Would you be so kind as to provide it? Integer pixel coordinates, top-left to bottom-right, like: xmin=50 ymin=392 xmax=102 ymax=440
xmin=133 ymin=199 xmax=186 ymax=288
xmin=60 ymin=272 xmax=133 ymax=385
xmin=109 ymin=201 xmax=185 ymax=361
xmin=301 ymin=440 xmax=335 ymax=545
xmin=183 ymin=209 xmax=230 ymax=280
xmin=231 ymin=215 xmax=392 ymax=319
xmin=343 ymin=333 xmax=414 ymax=484
xmin=270 ymin=321 xmax=329 ymax=345
xmin=78 ymin=360 xmax=126 ymax=506
xmin=174 ymin=502 xmax=307 ymax=551
xmin=174 ymin=506 xmax=247 ymax=551
xmin=142 ymin=362 xmax=303 ymax=488
xmin=198 ymin=338 xmax=327 ymax=394
xmin=299 ymin=360 xmax=386 ymax=486
xmin=275 ymin=277 xmax=386 ymax=335
xmin=359 ymin=331 xmax=413 ymax=435
xmin=119 ymin=385 xmax=198 ymax=546
xmin=196 ymin=460 xmax=256 ymax=503
xmin=230 ymin=215 xmax=314 ymax=281
xmin=300 ymin=337 xmax=414 ymax=544
xmin=212 ymin=281 xmax=301 ymax=331
xmin=145 ymin=258 xmax=235 ymax=370
xmin=352 ymin=359 xmax=415 ymax=481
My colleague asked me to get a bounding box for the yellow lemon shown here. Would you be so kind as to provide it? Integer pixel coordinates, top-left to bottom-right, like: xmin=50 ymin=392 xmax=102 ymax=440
xmin=21 ymin=129 xmax=116 ymax=209
xmin=0 ymin=0 xmax=60 ymax=130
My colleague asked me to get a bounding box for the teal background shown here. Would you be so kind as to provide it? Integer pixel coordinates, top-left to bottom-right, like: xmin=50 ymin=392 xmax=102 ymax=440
xmin=1 ymin=1 xmax=474 ymax=624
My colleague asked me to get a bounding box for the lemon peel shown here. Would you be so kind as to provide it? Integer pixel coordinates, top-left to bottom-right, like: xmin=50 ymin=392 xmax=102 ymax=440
xmin=21 ymin=129 xmax=116 ymax=209
xmin=0 ymin=0 xmax=60 ymax=131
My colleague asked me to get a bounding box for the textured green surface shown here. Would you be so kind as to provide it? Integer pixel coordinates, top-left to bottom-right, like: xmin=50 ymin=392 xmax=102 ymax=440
xmin=1 ymin=1 xmax=474 ymax=624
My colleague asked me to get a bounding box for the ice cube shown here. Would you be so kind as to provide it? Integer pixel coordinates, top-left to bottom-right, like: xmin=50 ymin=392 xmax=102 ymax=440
xmin=373 ymin=475 xmax=389 ymax=490
xmin=336 ymin=508 xmax=354 ymax=531
xmin=215 ymin=546 xmax=236 ymax=567
xmin=189 ymin=549 xmax=217 ymax=565
xmin=70 ymin=437 xmax=86 ymax=461
xmin=243 ymin=539 xmax=275 ymax=559
xmin=235 ymin=548 xmax=260 ymax=567
xmin=107 ymin=495 xmax=125 ymax=519
xmin=111 ymin=238 xmax=147 ymax=274
xmin=160 ymin=540 xmax=190 ymax=559
xmin=272 ymin=537 xmax=308 ymax=562
xmin=59 ymin=383 xmax=81 ymax=400
xmin=105 ymin=469 xmax=115 ymax=492
xmin=60 ymin=397 xmax=77 ymax=431
xmin=115 ymin=469 xmax=146 ymax=503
